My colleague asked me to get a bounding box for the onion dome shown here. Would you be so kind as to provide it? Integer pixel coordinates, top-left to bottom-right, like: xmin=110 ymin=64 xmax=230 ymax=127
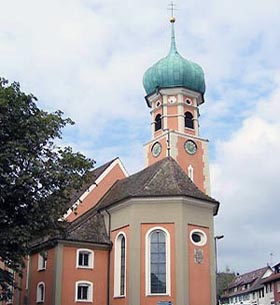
xmin=143 ymin=18 xmax=205 ymax=96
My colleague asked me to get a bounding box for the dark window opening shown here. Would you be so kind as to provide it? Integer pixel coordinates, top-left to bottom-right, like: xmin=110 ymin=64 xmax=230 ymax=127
xmin=155 ymin=114 xmax=162 ymax=131
xmin=79 ymin=252 xmax=89 ymax=266
xmin=191 ymin=233 xmax=201 ymax=243
xmin=38 ymin=285 xmax=44 ymax=301
xmin=185 ymin=112 xmax=194 ymax=129
xmin=78 ymin=285 xmax=89 ymax=300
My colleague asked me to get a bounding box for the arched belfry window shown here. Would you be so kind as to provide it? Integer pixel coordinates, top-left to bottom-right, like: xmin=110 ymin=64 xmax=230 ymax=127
xmin=185 ymin=112 xmax=194 ymax=129
xmin=145 ymin=227 xmax=170 ymax=295
xmin=114 ymin=233 xmax=126 ymax=297
xmin=155 ymin=114 xmax=162 ymax=131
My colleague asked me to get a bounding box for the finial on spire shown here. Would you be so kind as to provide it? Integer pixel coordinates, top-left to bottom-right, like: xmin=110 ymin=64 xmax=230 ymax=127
xmin=168 ymin=2 xmax=177 ymax=23
xmin=168 ymin=2 xmax=178 ymax=53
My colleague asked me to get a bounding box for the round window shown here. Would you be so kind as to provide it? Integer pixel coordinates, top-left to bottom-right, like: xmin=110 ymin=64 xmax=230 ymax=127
xmin=185 ymin=98 xmax=192 ymax=105
xmin=190 ymin=229 xmax=207 ymax=246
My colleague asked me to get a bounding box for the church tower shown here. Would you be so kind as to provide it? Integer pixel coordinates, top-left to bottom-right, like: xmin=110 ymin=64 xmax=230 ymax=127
xmin=143 ymin=16 xmax=210 ymax=195
xmin=14 ymin=13 xmax=220 ymax=305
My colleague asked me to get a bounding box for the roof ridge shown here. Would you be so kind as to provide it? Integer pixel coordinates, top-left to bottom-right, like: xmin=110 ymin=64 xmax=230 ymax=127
xmin=140 ymin=159 xmax=169 ymax=192
xmin=118 ymin=157 xmax=169 ymax=196
xmin=237 ymin=266 xmax=269 ymax=278
xmin=171 ymin=158 xmax=218 ymax=202
xmin=95 ymin=157 xmax=119 ymax=171
xmin=164 ymin=158 xmax=188 ymax=194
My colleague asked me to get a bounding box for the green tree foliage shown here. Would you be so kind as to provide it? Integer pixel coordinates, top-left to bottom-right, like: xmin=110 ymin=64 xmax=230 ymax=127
xmin=217 ymin=269 xmax=236 ymax=302
xmin=0 ymin=79 xmax=94 ymax=300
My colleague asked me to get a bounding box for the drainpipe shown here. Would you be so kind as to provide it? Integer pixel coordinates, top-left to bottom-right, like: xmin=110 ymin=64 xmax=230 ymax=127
xmin=158 ymin=86 xmax=171 ymax=158
xmin=105 ymin=209 xmax=112 ymax=305
xmin=167 ymin=129 xmax=171 ymax=157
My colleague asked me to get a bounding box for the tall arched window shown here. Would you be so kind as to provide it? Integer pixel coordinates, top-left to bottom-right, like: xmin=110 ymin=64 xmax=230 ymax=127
xmin=114 ymin=233 xmax=126 ymax=297
xmin=36 ymin=282 xmax=45 ymax=303
xmin=120 ymin=236 xmax=125 ymax=296
xmin=155 ymin=114 xmax=162 ymax=131
xmin=146 ymin=227 xmax=170 ymax=295
xmin=185 ymin=112 xmax=194 ymax=129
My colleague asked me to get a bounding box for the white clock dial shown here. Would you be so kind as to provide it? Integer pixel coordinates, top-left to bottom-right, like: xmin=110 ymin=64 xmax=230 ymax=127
xmin=184 ymin=140 xmax=197 ymax=155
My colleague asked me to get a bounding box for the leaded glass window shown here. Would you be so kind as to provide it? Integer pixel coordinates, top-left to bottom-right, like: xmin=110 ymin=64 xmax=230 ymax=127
xmin=150 ymin=230 xmax=166 ymax=294
xmin=114 ymin=233 xmax=126 ymax=297
xmin=120 ymin=235 xmax=125 ymax=296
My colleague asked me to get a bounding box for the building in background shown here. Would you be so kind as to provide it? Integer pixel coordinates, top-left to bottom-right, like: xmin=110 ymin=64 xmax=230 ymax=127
xmin=221 ymin=263 xmax=280 ymax=305
xmin=9 ymin=16 xmax=220 ymax=305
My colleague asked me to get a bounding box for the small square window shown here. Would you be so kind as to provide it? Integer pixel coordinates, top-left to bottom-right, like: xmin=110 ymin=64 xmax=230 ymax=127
xmin=78 ymin=285 xmax=88 ymax=300
xmin=79 ymin=252 xmax=89 ymax=266
xmin=75 ymin=281 xmax=93 ymax=302
xmin=76 ymin=249 xmax=94 ymax=269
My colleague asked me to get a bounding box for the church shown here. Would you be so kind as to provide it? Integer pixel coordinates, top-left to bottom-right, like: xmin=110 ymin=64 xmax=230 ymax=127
xmin=12 ymin=15 xmax=220 ymax=305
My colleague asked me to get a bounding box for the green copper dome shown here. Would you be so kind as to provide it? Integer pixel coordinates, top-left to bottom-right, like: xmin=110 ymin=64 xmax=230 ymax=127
xmin=143 ymin=21 xmax=205 ymax=96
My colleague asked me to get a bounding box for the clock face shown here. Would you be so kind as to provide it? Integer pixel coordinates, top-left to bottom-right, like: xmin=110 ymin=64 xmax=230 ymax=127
xmin=151 ymin=142 xmax=162 ymax=157
xmin=184 ymin=140 xmax=197 ymax=155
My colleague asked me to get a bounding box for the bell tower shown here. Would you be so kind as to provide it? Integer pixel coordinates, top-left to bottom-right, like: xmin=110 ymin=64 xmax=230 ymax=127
xmin=143 ymin=16 xmax=211 ymax=195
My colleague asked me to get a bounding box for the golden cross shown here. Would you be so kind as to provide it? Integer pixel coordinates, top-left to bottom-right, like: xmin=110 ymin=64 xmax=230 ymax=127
xmin=168 ymin=2 xmax=177 ymax=19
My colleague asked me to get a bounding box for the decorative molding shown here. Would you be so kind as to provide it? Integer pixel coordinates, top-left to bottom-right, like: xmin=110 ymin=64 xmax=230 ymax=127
xmin=201 ymin=141 xmax=211 ymax=196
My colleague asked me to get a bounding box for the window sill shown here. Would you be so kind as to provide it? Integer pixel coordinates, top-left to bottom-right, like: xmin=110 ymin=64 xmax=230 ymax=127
xmin=113 ymin=295 xmax=126 ymax=299
xmin=146 ymin=293 xmax=170 ymax=297
xmin=75 ymin=300 xmax=93 ymax=303
xmin=76 ymin=266 xmax=93 ymax=270
xmin=37 ymin=268 xmax=46 ymax=272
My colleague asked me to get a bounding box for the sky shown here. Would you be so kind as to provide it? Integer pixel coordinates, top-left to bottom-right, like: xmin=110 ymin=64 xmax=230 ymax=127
xmin=1 ymin=0 xmax=280 ymax=274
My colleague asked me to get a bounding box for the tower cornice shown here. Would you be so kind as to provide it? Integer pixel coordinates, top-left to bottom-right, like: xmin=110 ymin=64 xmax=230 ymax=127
xmin=145 ymin=87 xmax=204 ymax=108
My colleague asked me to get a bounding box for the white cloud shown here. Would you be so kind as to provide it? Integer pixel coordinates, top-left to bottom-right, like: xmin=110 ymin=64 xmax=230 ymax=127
xmin=212 ymin=80 xmax=280 ymax=272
